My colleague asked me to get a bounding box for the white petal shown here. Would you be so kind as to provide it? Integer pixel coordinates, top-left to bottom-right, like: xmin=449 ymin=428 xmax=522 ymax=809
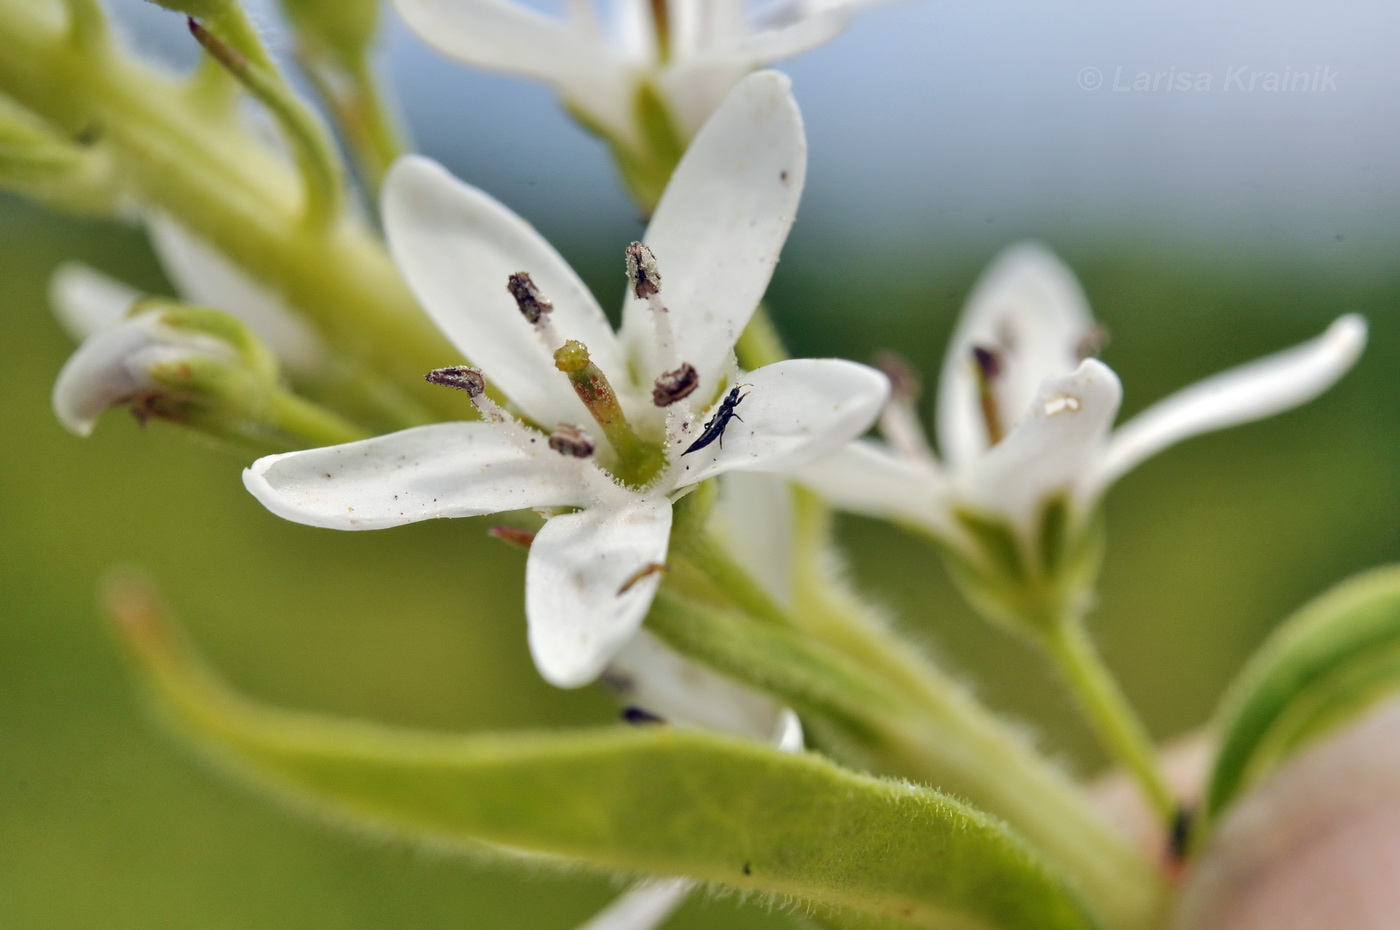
xmin=962 ymin=359 xmax=1122 ymax=533
xmin=575 ymin=880 xmax=692 ymax=930
xmin=49 ymin=262 xmax=141 ymax=341
xmin=51 ymin=312 xmax=237 ymax=437
xmin=391 ymin=0 xmax=631 ymax=126
xmin=621 ymin=71 xmax=806 ymax=396
xmin=793 ymin=439 xmax=953 ymax=537
xmin=937 ymin=243 xmax=1096 ymax=470
xmin=1095 ymin=315 xmax=1367 ymax=494
xmin=383 ymin=156 xmax=627 ymax=427
xmin=712 ymin=471 xmax=794 ymax=606
xmin=243 ymin=422 xmax=588 ymax=530
xmin=147 ymin=215 xmax=327 ymax=375
xmin=671 ymin=358 xmax=889 ymax=487
xmin=526 ymin=497 xmax=673 ymax=688
xmin=605 ymin=629 xmax=794 ymax=740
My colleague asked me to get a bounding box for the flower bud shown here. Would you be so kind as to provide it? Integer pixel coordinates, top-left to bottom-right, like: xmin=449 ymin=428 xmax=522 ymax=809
xmin=52 ymin=302 xmax=279 ymax=437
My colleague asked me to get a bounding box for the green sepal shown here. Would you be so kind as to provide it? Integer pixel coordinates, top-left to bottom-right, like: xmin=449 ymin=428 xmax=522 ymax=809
xmin=111 ymin=588 xmax=1106 ymax=930
xmin=1204 ymin=565 xmax=1400 ymax=831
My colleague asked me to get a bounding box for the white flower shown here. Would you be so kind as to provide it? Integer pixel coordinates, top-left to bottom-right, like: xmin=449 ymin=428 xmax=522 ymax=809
xmin=242 ymin=72 xmax=889 ymax=687
xmin=392 ymin=0 xmax=877 ymax=152
xmin=798 ymin=243 xmax=1366 ymax=626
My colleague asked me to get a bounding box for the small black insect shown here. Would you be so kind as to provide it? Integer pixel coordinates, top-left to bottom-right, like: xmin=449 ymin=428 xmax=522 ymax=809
xmin=682 ymin=385 xmax=749 ymax=455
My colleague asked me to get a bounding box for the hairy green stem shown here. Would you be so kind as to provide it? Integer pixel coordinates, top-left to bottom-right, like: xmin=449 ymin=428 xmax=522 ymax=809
xmin=0 ymin=3 xmax=456 ymax=415
xmin=1041 ymin=618 xmax=1177 ymax=826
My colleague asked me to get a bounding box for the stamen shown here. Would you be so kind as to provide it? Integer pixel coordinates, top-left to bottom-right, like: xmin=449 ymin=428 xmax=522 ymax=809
xmin=971 ymin=345 xmax=1005 ymax=447
xmin=1076 ymin=324 xmax=1111 ymax=362
xmin=626 ymin=241 xmax=663 ymax=298
xmin=617 ymin=561 xmax=668 ymax=595
xmin=488 ymin=526 xmax=536 ymax=550
xmin=625 ymin=241 xmax=680 ymax=374
xmin=506 ymin=271 xmax=561 ymax=349
xmin=547 ymin=423 xmax=595 ymax=458
xmin=873 ymin=350 xmax=935 ymax=462
xmin=652 ymin=363 xmax=699 ymax=407
xmin=648 ymin=0 xmax=671 ymax=61
xmin=425 ymin=365 xmax=486 ymax=396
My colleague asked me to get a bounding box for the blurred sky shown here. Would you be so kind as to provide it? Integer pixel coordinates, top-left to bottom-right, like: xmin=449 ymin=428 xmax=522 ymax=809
xmin=109 ymin=0 xmax=1400 ymax=279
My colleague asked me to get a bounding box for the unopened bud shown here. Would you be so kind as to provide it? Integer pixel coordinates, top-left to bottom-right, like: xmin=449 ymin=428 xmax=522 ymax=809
xmin=625 ymin=241 xmax=663 ymax=299
xmin=425 ymin=366 xmax=485 ymax=397
xmin=506 ymin=271 xmax=553 ymax=325
xmin=547 ymin=423 xmax=595 ymax=458
xmin=52 ymin=305 xmax=274 ymax=437
xmin=651 ymin=363 xmax=699 ymax=406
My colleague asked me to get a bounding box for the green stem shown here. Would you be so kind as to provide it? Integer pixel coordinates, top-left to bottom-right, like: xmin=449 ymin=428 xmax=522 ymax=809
xmin=674 ymin=531 xmax=792 ymax=628
xmin=265 ymin=389 xmax=370 ymax=447
xmin=1041 ymin=618 xmax=1177 ymax=826
xmin=302 ymin=55 xmax=407 ymax=197
xmin=0 ymin=3 xmax=457 ymax=415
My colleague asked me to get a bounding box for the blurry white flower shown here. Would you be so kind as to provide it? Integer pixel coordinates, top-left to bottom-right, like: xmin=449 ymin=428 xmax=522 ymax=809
xmin=51 ymin=303 xmax=277 ymax=437
xmin=50 ymin=216 xmax=327 ymax=377
xmin=243 ymin=73 xmax=888 ymax=687
xmin=798 ymin=244 xmax=1366 ymax=628
xmin=392 ymin=0 xmax=880 ymax=202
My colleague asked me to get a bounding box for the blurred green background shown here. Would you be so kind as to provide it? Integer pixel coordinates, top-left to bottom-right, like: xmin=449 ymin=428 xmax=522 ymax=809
xmin=3 ymin=1 xmax=1399 ymax=927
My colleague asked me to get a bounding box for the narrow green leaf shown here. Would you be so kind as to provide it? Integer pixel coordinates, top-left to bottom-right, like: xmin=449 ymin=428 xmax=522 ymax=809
xmin=111 ymin=586 xmax=1103 ymax=930
xmin=1205 ymin=565 xmax=1400 ymax=826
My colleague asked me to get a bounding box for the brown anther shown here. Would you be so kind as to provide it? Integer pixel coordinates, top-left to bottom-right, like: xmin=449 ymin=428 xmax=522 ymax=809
xmin=425 ymin=366 xmax=486 ymax=397
xmin=617 ymin=562 xmax=669 ymax=595
xmin=488 ymin=526 xmax=537 ymax=550
xmin=547 ymin=423 xmax=595 ymax=458
xmin=872 ymin=350 xmax=923 ymax=402
xmin=970 ymin=346 xmax=1005 ymax=446
xmin=625 ymin=241 xmax=663 ymax=299
xmin=1076 ymin=325 xmax=1111 ymax=361
xmin=651 ymin=362 xmax=699 ymax=407
xmin=506 ymin=272 xmax=553 ymax=324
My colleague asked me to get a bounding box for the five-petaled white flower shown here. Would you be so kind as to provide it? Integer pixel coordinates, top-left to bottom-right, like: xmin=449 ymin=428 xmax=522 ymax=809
xmin=243 ymin=72 xmax=889 ymax=687
xmin=798 ymin=243 xmax=1367 ymax=628
xmin=393 ymin=0 xmax=878 ymax=183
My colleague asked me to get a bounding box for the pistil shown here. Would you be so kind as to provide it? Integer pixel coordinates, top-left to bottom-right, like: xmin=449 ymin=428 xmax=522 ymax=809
xmin=553 ymin=340 xmax=664 ymax=485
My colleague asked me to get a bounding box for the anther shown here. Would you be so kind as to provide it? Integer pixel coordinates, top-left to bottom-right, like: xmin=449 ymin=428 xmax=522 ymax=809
xmin=872 ymin=350 xmax=934 ymax=462
xmin=970 ymin=345 xmax=1005 ymax=446
xmin=626 ymin=242 xmax=663 ymax=299
xmin=547 ymin=423 xmax=595 ymax=458
xmin=651 ymin=363 xmax=699 ymax=407
xmin=425 ymin=365 xmax=485 ymax=397
xmin=506 ymin=271 xmax=553 ymax=325
xmin=873 ymin=350 xmax=922 ymax=403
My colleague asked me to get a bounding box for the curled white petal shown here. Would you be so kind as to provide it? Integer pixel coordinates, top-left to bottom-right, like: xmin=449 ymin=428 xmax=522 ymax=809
xmin=621 ymin=71 xmax=806 ymax=395
xmin=962 ymin=359 xmax=1123 ymax=531
xmin=52 ymin=312 xmax=237 ymax=437
xmin=147 ymin=216 xmax=327 ymax=375
xmin=49 ymin=262 xmax=141 ymax=341
xmin=383 ymin=156 xmax=628 ymax=427
xmin=575 ymin=879 xmax=692 ymax=930
xmin=1094 ymin=315 xmax=1367 ymax=495
xmin=937 ymin=243 xmax=1095 ymax=469
xmin=606 ymin=629 xmax=795 ymax=740
xmin=712 ymin=471 xmax=794 ymax=606
xmin=793 ymin=439 xmax=953 ymax=538
xmin=672 ymin=358 xmax=889 ymax=487
xmin=243 ymin=423 xmax=589 ymax=530
xmin=526 ymin=496 xmax=673 ymax=688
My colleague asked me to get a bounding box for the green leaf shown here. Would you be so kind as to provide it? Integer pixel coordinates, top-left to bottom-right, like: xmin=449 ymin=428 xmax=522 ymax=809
xmin=111 ymin=585 xmax=1104 ymax=930
xmin=1205 ymin=565 xmax=1400 ymax=826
